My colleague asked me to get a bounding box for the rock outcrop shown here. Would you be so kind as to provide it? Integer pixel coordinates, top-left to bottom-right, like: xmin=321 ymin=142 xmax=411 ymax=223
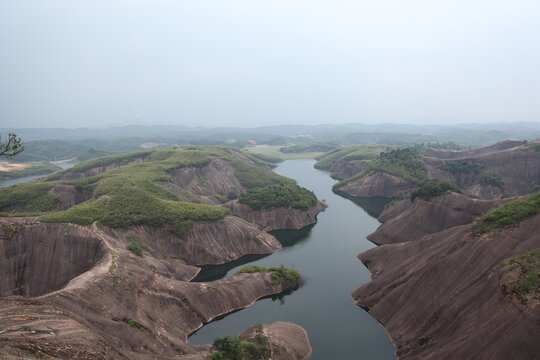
xmin=170 ymin=158 xmax=246 ymax=204
xmin=353 ymin=194 xmax=540 ymax=359
xmin=354 ymin=216 xmax=540 ymax=359
xmin=327 ymin=159 xmax=369 ymax=180
xmin=336 ymin=172 xmax=415 ymax=199
xmin=0 ymin=218 xmax=302 ymax=360
xmin=367 ymin=192 xmax=504 ymax=245
xmin=224 ymin=200 xmax=327 ymax=231
xmin=333 ymin=139 xmax=540 ymax=201
xmin=238 ymin=322 xmax=312 ymax=360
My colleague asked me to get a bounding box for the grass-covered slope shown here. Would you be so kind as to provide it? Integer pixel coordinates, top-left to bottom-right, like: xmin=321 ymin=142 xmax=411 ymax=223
xmin=472 ymin=191 xmax=540 ymax=236
xmin=333 ymin=147 xmax=427 ymax=190
xmin=314 ymin=144 xmax=389 ymax=170
xmin=1 ymin=146 xmax=299 ymax=235
xmin=238 ymin=184 xmax=317 ymax=211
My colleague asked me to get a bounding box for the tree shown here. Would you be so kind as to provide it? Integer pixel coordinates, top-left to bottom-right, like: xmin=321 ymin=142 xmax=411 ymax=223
xmin=1 ymin=133 xmax=24 ymax=157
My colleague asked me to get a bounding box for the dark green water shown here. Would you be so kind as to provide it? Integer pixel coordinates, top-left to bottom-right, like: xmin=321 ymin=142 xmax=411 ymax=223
xmin=188 ymin=159 xmax=396 ymax=359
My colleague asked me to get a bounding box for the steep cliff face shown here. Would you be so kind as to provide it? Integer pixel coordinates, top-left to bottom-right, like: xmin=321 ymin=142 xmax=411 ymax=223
xmin=0 ymin=218 xmax=305 ymax=360
xmin=170 ymin=158 xmax=246 ymax=203
xmin=224 ymin=200 xmax=327 ymax=231
xmin=353 ymin=215 xmax=540 ymax=359
xmin=49 ymin=184 xmax=93 ymax=210
xmin=367 ymin=192 xmax=504 ymax=245
xmin=111 ymin=216 xmax=283 ymax=266
xmin=425 ymin=142 xmax=540 ymax=199
xmin=334 ymin=140 xmax=540 ymax=201
xmin=0 ymin=219 xmax=103 ymax=297
xmin=336 ymin=171 xmax=415 ymax=199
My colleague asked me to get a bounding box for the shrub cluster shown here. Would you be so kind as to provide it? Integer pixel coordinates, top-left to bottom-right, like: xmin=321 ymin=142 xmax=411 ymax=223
xmin=212 ymin=334 xmax=270 ymax=360
xmin=235 ymin=265 xmax=302 ymax=291
xmin=410 ymin=178 xmax=463 ymax=201
xmin=497 ymin=248 xmax=540 ymax=304
xmin=440 ymin=160 xmax=482 ymax=174
xmin=478 ymin=172 xmax=505 ymax=188
xmin=231 ymin=160 xmax=294 ymax=189
xmin=238 ymin=184 xmax=317 ymax=211
xmin=314 ymin=145 xmax=387 ymax=170
xmin=472 ymin=192 xmax=540 ymax=236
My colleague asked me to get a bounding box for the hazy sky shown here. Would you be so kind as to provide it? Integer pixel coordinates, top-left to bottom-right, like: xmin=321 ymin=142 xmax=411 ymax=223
xmin=1 ymin=0 xmax=539 ymax=128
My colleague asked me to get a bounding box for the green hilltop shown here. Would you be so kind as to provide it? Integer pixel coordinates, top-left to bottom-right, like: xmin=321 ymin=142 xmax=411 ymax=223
xmin=0 ymin=146 xmax=308 ymax=236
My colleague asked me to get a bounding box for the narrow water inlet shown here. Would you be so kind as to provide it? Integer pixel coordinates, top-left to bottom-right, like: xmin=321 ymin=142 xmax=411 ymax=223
xmin=188 ymin=159 xmax=396 ymax=360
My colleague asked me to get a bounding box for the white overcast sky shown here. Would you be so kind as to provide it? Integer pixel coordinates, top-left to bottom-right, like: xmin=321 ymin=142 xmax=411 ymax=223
xmin=1 ymin=0 xmax=539 ymax=128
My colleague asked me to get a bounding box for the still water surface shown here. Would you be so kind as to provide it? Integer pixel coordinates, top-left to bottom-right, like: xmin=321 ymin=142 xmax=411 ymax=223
xmin=189 ymin=159 xmax=395 ymax=359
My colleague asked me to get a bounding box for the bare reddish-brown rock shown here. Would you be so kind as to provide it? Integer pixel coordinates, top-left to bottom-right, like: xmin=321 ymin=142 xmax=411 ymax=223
xmin=336 ymin=171 xmax=415 ymax=199
xmin=0 ymin=218 xmax=295 ymax=360
xmin=238 ymin=322 xmax=312 ymax=360
xmin=353 ymin=209 xmax=540 ymax=360
xmin=224 ymin=200 xmax=327 ymax=231
xmin=367 ymin=192 xmax=504 ymax=245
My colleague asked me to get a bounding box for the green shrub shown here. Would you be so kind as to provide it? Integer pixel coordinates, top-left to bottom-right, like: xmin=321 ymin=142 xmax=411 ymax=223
xmin=126 ymin=235 xmax=143 ymax=257
xmin=235 ymin=265 xmax=302 ymax=291
xmin=231 ymin=160 xmax=294 ymax=189
xmin=410 ymin=179 xmax=463 ymax=201
xmin=440 ymin=160 xmax=482 ymax=174
xmin=333 ymin=147 xmax=426 ymax=190
xmin=472 ymin=192 xmax=540 ymax=236
xmin=497 ymin=248 xmax=540 ymax=304
xmin=214 ymin=194 xmax=227 ymax=203
xmin=212 ymin=334 xmax=270 ymax=360
xmin=478 ymin=172 xmax=505 ymax=188
xmin=41 ymin=186 xmax=230 ymax=235
xmin=238 ymin=184 xmax=317 ymax=211
xmin=315 ymin=145 xmax=388 ymax=170
xmin=0 ymin=183 xmax=59 ymax=213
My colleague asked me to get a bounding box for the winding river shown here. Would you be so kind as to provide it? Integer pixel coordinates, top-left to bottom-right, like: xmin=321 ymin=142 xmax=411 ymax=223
xmin=189 ymin=159 xmax=395 ymax=359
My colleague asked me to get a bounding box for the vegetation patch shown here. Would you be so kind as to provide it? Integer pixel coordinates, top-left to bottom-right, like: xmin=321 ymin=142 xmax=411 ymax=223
xmin=0 ymin=183 xmax=59 ymax=213
xmin=235 ymin=265 xmax=302 ymax=291
xmin=383 ymin=199 xmax=405 ymax=211
xmin=4 ymin=146 xmax=299 ymax=235
xmin=410 ymin=179 xmax=463 ymax=201
xmin=238 ymin=184 xmax=317 ymax=211
xmin=279 ymin=142 xmax=337 ymax=154
xmin=472 ymin=192 xmax=540 ymax=236
xmin=333 ymin=148 xmax=426 ymax=190
xmin=231 ymin=160 xmax=294 ymax=189
xmin=212 ymin=334 xmax=271 ymax=360
xmin=113 ymin=317 xmax=153 ymax=333
xmin=440 ymin=160 xmax=482 ymax=174
xmin=126 ymin=235 xmax=144 ymax=257
xmin=314 ymin=145 xmax=388 ymax=170
xmin=478 ymin=172 xmax=505 ymax=188
xmin=496 ymin=248 xmax=540 ymax=304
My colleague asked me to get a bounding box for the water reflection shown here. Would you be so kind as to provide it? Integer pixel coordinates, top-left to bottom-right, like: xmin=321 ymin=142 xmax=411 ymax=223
xmin=334 ymin=194 xmax=393 ymax=218
xmin=193 ymin=253 xmax=270 ymax=282
xmin=193 ymin=224 xmax=315 ymax=283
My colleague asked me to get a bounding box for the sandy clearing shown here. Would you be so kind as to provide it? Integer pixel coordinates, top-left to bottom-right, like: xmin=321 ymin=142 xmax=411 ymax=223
xmin=0 ymin=163 xmax=31 ymax=172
